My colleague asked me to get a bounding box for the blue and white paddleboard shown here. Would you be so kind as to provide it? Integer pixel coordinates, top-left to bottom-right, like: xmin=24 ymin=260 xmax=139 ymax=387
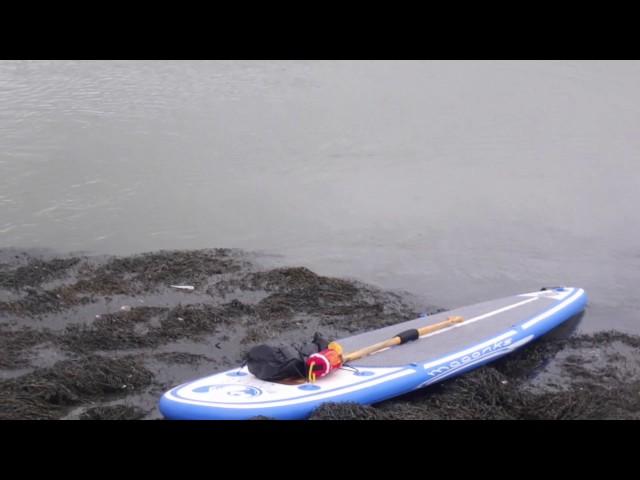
xmin=159 ymin=287 xmax=587 ymax=420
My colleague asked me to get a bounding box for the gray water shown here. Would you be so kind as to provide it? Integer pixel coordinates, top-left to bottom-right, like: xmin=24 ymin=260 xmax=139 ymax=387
xmin=1 ymin=60 xmax=639 ymax=334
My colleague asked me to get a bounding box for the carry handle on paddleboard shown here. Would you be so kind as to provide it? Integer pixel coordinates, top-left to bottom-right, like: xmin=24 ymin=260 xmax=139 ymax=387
xmin=306 ymin=315 xmax=465 ymax=382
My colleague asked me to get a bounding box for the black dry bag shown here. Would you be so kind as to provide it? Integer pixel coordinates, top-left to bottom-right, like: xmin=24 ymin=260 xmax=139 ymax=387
xmin=244 ymin=333 xmax=330 ymax=381
xmin=244 ymin=345 xmax=305 ymax=382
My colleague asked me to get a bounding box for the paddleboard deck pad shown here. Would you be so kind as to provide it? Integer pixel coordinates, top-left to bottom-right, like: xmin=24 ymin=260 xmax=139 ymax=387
xmin=159 ymin=287 xmax=587 ymax=419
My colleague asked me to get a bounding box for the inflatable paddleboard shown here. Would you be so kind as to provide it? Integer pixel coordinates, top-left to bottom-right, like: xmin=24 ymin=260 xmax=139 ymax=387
xmin=159 ymin=287 xmax=587 ymax=420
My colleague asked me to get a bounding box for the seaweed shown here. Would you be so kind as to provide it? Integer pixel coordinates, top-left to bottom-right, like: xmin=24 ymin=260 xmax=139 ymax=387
xmin=0 ymin=355 xmax=153 ymax=420
xmin=2 ymin=247 xmax=639 ymax=420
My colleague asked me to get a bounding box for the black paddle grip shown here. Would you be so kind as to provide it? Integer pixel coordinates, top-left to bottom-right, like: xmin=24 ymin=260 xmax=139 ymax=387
xmin=395 ymin=329 xmax=420 ymax=344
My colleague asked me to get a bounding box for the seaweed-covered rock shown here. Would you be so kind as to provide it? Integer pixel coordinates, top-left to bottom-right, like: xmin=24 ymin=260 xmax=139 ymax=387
xmin=0 ymin=355 xmax=153 ymax=420
xmin=80 ymin=405 xmax=147 ymax=420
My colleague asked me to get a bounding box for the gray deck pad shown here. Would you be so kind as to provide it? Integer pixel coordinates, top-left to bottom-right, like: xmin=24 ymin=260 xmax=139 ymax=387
xmin=336 ymin=292 xmax=561 ymax=368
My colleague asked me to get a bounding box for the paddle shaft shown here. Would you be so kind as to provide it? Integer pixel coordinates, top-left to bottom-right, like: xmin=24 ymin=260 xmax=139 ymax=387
xmin=342 ymin=315 xmax=465 ymax=363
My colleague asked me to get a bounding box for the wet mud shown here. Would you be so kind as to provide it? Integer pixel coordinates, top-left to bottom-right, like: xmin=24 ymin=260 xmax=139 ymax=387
xmin=1 ymin=248 xmax=638 ymax=420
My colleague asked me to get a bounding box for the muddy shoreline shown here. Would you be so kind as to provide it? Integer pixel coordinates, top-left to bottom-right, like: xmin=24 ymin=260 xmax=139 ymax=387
xmin=1 ymin=248 xmax=638 ymax=420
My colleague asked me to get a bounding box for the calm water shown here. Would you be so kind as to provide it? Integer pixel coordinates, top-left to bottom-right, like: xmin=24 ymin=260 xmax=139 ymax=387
xmin=1 ymin=60 xmax=639 ymax=333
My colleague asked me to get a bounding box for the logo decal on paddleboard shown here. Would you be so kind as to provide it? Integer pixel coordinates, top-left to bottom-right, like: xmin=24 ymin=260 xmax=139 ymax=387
xmin=425 ymin=338 xmax=514 ymax=378
xmin=192 ymin=384 xmax=263 ymax=398
xmin=416 ymin=335 xmax=534 ymax=389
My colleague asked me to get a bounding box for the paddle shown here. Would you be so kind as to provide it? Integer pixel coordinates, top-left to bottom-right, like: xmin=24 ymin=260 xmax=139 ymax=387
xmin=306 ymin=315 xmax=465 ymax=382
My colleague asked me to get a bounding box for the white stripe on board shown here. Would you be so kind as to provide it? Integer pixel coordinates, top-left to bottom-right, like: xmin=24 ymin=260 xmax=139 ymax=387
xmin=353 ymin=295 xmax=540 ymax=358
xmin=521 ymin=288 xmax=584 ymax=330
xmin=417 ymin=296 xmax=540 ymax=340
